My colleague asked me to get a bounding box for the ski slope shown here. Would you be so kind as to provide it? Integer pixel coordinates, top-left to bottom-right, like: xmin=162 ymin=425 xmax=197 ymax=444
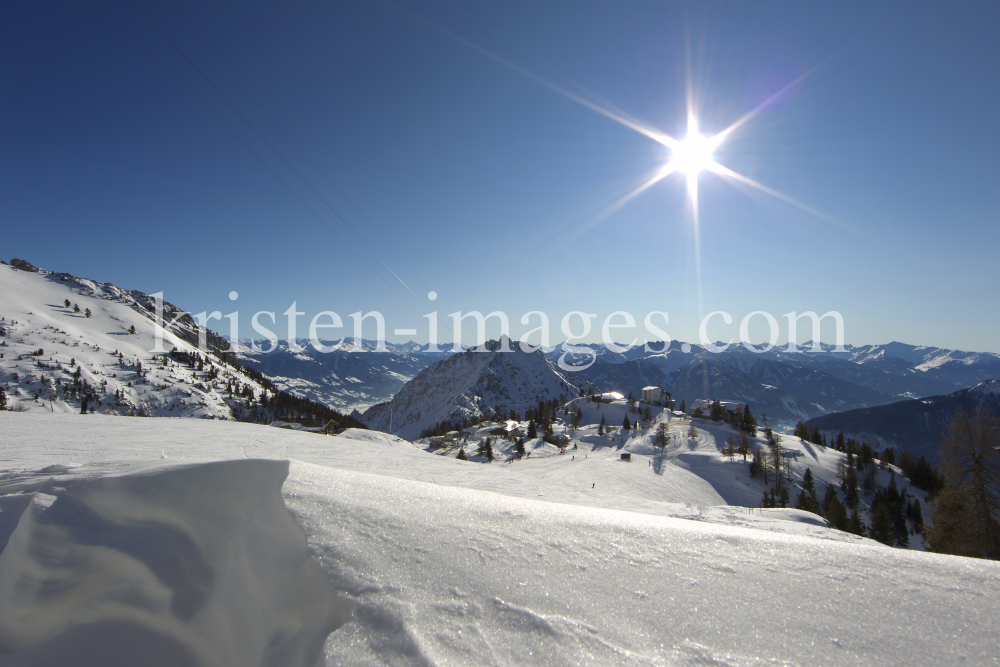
xmin=2 ymin=412 xmax=998 ymax=665
xmin=0 ymin=263 xmax=268 ymax=419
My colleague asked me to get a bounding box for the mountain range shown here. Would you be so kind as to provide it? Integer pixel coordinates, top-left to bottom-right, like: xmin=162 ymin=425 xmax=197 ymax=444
xmin=806 ymin=379 xmax=1000 ymax=462
xmin=240 ymin=336 xmax=1000 ymax=429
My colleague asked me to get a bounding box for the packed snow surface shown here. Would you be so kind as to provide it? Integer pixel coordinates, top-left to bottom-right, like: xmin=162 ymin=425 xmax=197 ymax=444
xmin=1 ymin=412 xmax=998 ymax=665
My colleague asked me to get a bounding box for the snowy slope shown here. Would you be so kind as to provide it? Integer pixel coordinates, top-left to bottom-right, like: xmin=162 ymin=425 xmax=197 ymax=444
xmin=807 ymin=378 xmax=1000 ymax=462
xmin=1 ymin=413 xmax=998 ymax=665
xmin=362 ymin=337 xmax=580 ymax=439
xmin=0 ymin=263 xmax=299 ymax=422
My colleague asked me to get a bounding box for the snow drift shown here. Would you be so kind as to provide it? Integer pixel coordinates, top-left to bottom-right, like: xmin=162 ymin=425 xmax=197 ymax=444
xmin=0 ymin=459 xmax=352 ymax=667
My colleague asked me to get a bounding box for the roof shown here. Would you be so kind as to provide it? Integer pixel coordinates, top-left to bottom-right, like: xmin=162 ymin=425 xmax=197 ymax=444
xmin=642 ymin=386 xmax=661 ymax=392
xmin=690 ymin=399 xmax=744 ymax=412
xmin=599 ymin=392 xmax=625 ymax=401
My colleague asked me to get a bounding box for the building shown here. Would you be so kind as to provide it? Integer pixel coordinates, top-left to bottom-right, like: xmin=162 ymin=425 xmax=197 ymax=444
xmin=594 ymin=391 xmax=625 ymax=404
xmin=641 ymin=386 xmax=674 ymax=408
xmin=689 ymin=399 xmax=744 ymax=425
xmin=270 ymin=418 xmax=331 ymax=433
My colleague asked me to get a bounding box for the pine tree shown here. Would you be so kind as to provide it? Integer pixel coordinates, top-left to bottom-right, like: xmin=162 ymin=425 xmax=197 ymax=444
xmin=802 ymin=467 xmax=818 ymax=501
xmin=910 ymin=498 xmax=925 ymax=534
xmin=825 ymin=494 xmax=849 ymax=531
xmin=129 ymin=325 xmax=136 ymax=334
xmin=868 ymin=494 xmax=896 ymax=546
xmin=822 ymin=483 xmax=839 ymax=516
xmin=73 ymin=303 xmax=80 ymax=313
xmin=930 ymin=408 xmax=1000 ymax=559
xmin=687 ymin=422 xmax=698 ymax=439
xmin=710 ymin=399 xmax=723 ymax=422
xmin=63 ymin=299 xmax=70 ymax=308
xmin=848 ymin=506 xmax=865 ymax=536
xmin=0 ymin=386 xmax=6 ymax=411
xmin=516 ymin=437 xmax=526 ymax=458
xmin=85 ymin=308 xmax=91 ymax=318
xmin=656 ymin=423 xmax=669 ymax=447
xmin=679 ymin=399 xmax=686 ymax=413
xmin=598 ymin=414 xmax=606 ymax=436
xmin=740 ymin=404 xmax=758 ymax=435
xmin=844 ymin=466 xmax=859 ymax=508
xmin=456 ymin=447 xmax=468 ymax=461
xmin=794 ymin=421 xmax=810 ymax=440
xmin=622 ymin=415 xmax=631 ymax=431
xmin=527 ymin=420 xmax=537 ymax=438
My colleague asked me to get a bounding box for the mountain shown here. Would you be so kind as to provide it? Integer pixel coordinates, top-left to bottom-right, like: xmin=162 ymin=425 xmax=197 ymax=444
xmin=361 ymin=337 xmax=580 ymax=439
xmin=805 ymin=379 xmax=1000 ymax=462
xmin=535 ymin=340 xmax=1000 ymax=428
xmin=237 ymin=339 xmax=449 ymax=412
xmin=0 ymin=260 xmax=360 ymax=426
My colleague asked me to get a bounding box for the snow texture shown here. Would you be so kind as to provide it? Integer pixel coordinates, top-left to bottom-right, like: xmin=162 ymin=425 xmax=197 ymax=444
xmin=0 ymin=457 xmax=352 ymax=666
xmin=2 ymin=412 xmax=999 ymax=665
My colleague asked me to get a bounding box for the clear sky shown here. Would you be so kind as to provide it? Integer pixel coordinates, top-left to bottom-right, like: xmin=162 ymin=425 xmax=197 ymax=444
xmin=3 ymin=1 xmax=999 ymax=351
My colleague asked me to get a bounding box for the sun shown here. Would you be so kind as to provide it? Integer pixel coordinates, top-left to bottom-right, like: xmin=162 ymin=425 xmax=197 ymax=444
xmin=670 ymin=129 xmax=717 ymax=177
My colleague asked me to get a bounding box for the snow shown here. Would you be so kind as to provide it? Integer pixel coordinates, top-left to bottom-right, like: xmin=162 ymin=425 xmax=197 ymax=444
xmin=0 ymin=456 xmax=352 ymax=666
xmin=2 ymin=412 xmax=999 ymax=665
xmin=0 ymin=264 xmax=270 ymax=419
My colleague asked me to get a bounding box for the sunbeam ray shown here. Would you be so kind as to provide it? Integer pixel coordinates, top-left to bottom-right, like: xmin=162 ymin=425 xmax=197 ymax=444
xmin=385 ymin=1 xmax=676 ymax=148
xmin=712 ymin=67 xmax=817 ymax=147
xmin=708 ymin=163 xmax=862 ymax=235
xmin=559 ymin=165 xmax=677 ymax=245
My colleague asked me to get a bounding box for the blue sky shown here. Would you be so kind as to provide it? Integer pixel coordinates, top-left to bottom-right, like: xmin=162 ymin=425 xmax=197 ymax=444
xmin=3 ymin=1 xmax=999 ymax=350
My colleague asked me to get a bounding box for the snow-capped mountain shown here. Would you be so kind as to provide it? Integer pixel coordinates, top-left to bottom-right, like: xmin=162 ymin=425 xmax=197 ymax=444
xmin=805 ymin=378 xmax=1000 ymax=462
xmin=237 ymin=338 xmax=449 ymax=412
xmin=537 ymin=340 xmax=1000 ymax=427
xmin=361 ymin=336 xmax=580 ymax=439
xmin=0 ymin=260 xmax=360 ymax=426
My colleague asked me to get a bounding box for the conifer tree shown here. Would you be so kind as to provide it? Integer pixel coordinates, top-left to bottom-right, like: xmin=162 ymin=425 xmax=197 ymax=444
xmin=63 ymin=299 xmax=70 ymax=308
xmin=516 ymin=437 xmax=526 ymax=458
xmin=826 ymin=494 xmax=849 ymax=531
xmin=822 ymin=483 xmax=838 ymax=516
xmin=622 ymin=415 xmax=630 ymax=431
xmin=0 ymin=386 xmax=6 ymax=411
xmin=794 ymin=421 xmax=809 ymax=440
xmin=456 ymin=447 xmax=468 ymax=460
xmin=598 ymin=414 xmax=606 ymax=436
xmin=527 ymin=420 xmax=537 ymax=438
xmin=869 ymin=495 xmax=896 ymax=546
xmin=73 ymin=303 xmax=80 ymax=313
xmin=844 ymin=506 xmax=862 ymax=535
xmin=845 ymin=466 xmax=860 ymax=508
xmin=688 ymin=422 xmax=698 ymax=439
xmin=85 ymin=308 xmax=91 ymax=318
xmin=740 ymin=404 xmax=758 ymax=435
xmin=656 ymin=423 xmax=669 ymax=447
xmin=710 ymin=399 xmax=723 ymax=422
xmin=929 ymin=408 xmax=1000 ymax=559
xmin=679 ymin=399 xmax=686 ymax=413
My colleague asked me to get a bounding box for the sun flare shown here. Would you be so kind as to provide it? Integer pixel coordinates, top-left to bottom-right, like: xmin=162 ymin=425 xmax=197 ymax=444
xmin=669 ymin=129 xmax=717 ymax=177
